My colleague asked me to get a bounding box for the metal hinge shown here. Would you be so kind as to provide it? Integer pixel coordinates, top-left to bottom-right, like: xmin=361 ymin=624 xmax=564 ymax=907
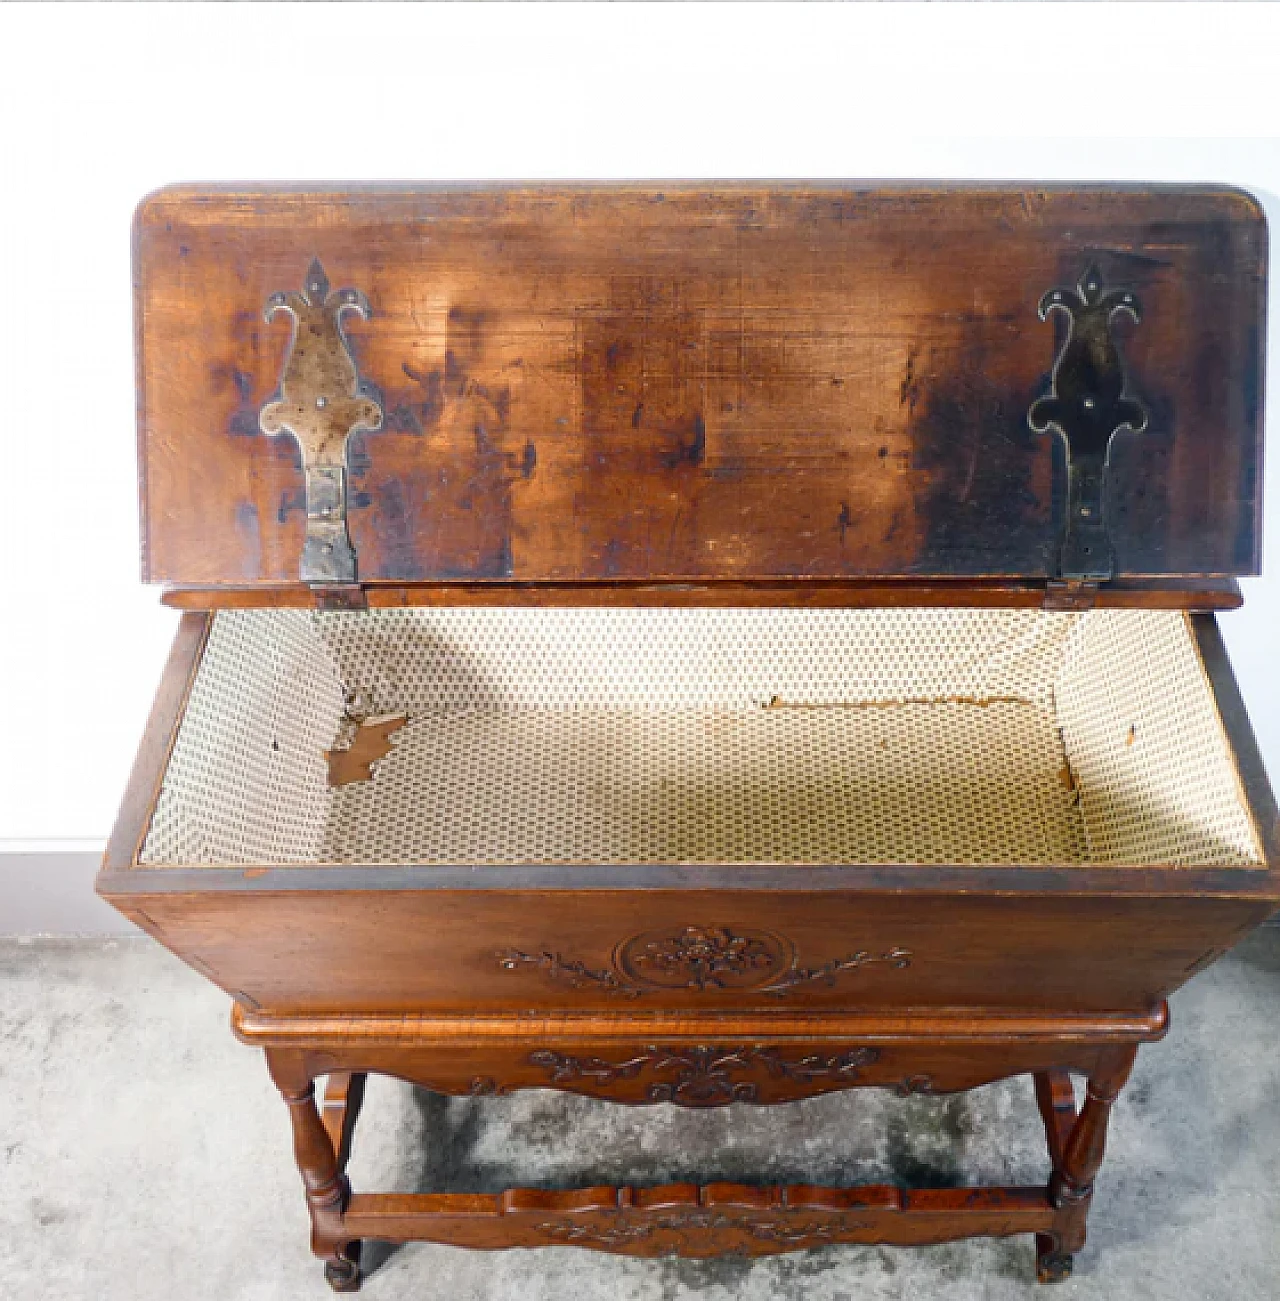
xmin=258 ymin=258 xmax=383 ymax=590
xmin=312 ymin=583 xmax=368 ymax=612
xmin=1043 ymin=578 xmax=1099 ymax=612
xmin=1028 ymin=264 xmax=1148 ymax=590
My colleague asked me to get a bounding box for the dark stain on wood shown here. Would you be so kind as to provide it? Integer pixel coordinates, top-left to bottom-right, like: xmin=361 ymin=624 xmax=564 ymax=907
xmin=400 ymin=362 xmax=445 ymax=430
xmin=837 ymin=502 xmax=853 ymax=545
xmin=233 ymin=500 xmax=262 ymax=579
xmin=911 ymin=337 xmax=1056 ymax=575
xmin=277 ymin=488 xmax=306 ymax=524
xmin=132 ymin=185 xmax=1265 ymax=587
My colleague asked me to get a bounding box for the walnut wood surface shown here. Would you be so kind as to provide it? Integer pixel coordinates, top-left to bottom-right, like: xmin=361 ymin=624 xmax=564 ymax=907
xmin=134 ymin=184 xmax=1265 ymax=589
xmin=115 ymin=886 xmax=1270 ymax=1016
xmin=275 ymin=1038 xmax=1138 ymax=1108
xmin=321 ymin=1071 xmax=365 ymax=1172
xmin=1050 ymin=1048 xmax=1135 ymax=1214
xmin=1035 ymin=1070 xmax=1077 ymax=1170
xmin=235 ymin=1004 xmax=1169 ymax=1044
xmin=236 ymin=1004 xmax=1164 ymax=1106
xmin=158 ymin=576 xmax=1246 ymax=612
xmin=338 ymin=1185 xmax=1057 ymax=1258
xmin=256 ymin=1032 xmax=1139 ymax=1279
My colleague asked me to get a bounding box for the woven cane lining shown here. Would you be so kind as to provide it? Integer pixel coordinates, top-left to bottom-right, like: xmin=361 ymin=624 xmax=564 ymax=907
xmin=141 ymin=609 xmax=344 ymax=865
xmin=138 ymin=608 xmax=1262 ymax=868
xmin=1056 ymin=611 xmax=1260 ymax=867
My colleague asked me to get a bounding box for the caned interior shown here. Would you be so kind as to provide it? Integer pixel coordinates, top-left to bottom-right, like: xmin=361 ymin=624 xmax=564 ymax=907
xmin=139 ymin=608 xmax=1263 ymax=869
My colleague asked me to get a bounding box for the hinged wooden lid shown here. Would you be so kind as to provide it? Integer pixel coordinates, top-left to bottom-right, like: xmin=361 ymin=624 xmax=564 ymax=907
xmin=134 ymin=184 xmax=1265 ymax=597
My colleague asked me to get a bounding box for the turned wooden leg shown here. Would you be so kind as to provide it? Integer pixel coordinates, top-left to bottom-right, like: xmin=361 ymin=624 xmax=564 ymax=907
xmin=1039 ymin=1046 xmax=1138 ymax=1281
xmin=1034 ymin=1233 xmax=1074 ymax=1284
xmin=1033 ymin=1070 xmax=1078 ymax=1283
xmin=1034 ymin=1069 xmax=1076 ymax=1171
xmin=267 ymin=1049 xmax=363 ymax=1292
xmin=322 ymin=1071 xmax=368 ymax=1174
xmin=1052 ymin=1048 xmax=1136 ymax=1210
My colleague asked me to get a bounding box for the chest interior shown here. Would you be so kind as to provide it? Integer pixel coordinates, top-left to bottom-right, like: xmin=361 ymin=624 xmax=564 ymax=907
xmin=138 ymin=606 xmax=1262 ymax=870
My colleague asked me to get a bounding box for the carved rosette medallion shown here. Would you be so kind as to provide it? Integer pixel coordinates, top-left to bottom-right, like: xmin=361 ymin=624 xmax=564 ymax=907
xmin=615 ymin=926 xmax=792 ymax=991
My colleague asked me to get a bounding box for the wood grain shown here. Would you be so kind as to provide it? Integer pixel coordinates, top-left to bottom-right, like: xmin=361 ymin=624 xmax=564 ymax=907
xmin=253 ymin=1030 xmax=1141 ymax=1279
xmin=241 ymin=1021 xmax=1157 ymax=1107
xmin=134 ymin=184 xmax=1265 ymax=590
xmin=110 ymin=884 xmax=1271 ymax=1016
xmin=158 ymin=576 xmax=1247 ymax=612
xmin=336 ymin=1184 xmax=1058 ymax=1257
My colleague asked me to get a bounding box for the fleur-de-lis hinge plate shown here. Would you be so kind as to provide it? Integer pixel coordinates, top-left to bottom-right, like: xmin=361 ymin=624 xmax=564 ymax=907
xmin=1027 ymin=264 xmax=1148 ymax=583
xmin=259 ymin=258 xmax=383 ymax=585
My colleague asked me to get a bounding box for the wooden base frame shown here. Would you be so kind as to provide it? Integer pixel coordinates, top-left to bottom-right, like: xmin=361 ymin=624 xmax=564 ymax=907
xmin=236 ymin=1005 xmax=1160 ymax=1290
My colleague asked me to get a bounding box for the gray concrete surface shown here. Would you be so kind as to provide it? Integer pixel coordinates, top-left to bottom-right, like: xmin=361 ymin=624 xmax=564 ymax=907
xmin=2 ymin=933 xmax=1278 ymax=1301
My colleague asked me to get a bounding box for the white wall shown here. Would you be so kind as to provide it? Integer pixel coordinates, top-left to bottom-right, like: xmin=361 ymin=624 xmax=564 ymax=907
xmin=1 ymin=4 xmax=1279 ymax=847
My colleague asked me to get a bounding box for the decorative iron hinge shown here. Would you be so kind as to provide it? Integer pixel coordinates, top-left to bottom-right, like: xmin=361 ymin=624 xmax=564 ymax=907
xmin=259 ymin=258 xmax=383 ymax=588
xmin=1028 ymin=264 xmax=1148 ymax=589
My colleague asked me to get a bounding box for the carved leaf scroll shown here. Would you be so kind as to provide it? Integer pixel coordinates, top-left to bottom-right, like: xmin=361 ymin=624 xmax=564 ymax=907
xmin=496 ymin=949 xmax=641 ymax=998
xmin=535 ymin=1210 xmax=871 ymax=1252
xmin=528 ymin=1044 xmax=884 ymax=1107
xmin=499 ymin=926 xmax=911 ymax=999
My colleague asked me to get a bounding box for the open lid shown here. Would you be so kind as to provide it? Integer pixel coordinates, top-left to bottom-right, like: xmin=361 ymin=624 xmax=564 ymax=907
xmin=134 ymin=184 xmax=1265 ymax=600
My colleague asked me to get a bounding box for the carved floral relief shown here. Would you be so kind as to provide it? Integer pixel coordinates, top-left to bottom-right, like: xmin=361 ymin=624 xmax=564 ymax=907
xmin=498 ymin=924 xmax=911 ymax=998
xmin=526 ymin=1043 xmax=901 ymax=1107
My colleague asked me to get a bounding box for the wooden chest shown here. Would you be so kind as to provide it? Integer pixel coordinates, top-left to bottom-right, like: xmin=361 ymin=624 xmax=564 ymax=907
xmin=98 ymin=184 xmax=1279 ymax=1288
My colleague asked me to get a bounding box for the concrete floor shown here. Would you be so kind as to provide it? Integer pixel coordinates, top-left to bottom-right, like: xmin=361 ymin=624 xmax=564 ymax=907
xmin=2 ymin=935 xmax=1279 ymax=1301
